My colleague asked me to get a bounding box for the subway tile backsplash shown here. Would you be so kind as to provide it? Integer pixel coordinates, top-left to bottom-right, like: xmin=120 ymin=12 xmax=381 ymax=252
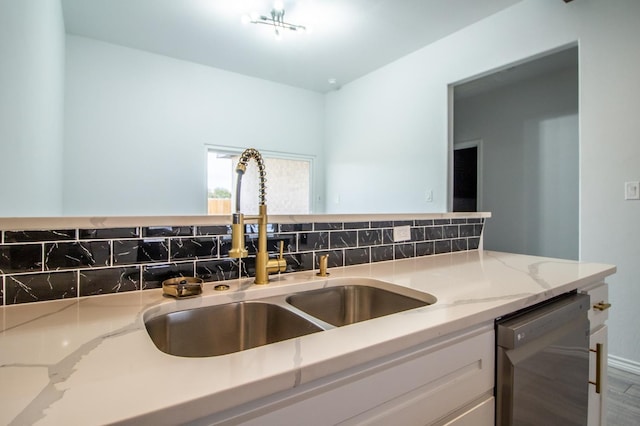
xmin=0 ymin=216 xmax=484 ymax=306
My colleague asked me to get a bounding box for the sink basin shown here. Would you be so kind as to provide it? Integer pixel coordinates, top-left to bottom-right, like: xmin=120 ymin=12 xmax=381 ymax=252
xmin=145 ymin=301 xmax=322 ymax=357
xmin=286 ymin=284 xmax=434 ymax=327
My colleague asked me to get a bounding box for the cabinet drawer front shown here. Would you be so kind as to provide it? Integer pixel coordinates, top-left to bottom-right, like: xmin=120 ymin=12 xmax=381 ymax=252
xmin=235 ymin=327 xmax=495 ymax=426
xmin=442 ymin=396 xmax=495 ymax=426
xmin=583 ymin=282 xmax=609 ymax=330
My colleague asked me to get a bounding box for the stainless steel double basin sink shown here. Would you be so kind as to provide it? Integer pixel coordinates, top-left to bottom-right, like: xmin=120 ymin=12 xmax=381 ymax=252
xmin=144 ymin=278 xmax=437 ymax=357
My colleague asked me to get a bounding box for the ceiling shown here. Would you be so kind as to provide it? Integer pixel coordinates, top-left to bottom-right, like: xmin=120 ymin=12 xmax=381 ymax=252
xmin=61 ymin=0 xmax=522 ymax=93
xmin=454 ymin=46 xmax=579 ymax=100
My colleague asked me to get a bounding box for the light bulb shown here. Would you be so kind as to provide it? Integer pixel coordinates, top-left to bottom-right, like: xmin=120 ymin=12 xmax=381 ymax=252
xmin=241 ymin=14 xmax=251 ymax=25
xmin=273 ymin=0 xmax=284 ymax=12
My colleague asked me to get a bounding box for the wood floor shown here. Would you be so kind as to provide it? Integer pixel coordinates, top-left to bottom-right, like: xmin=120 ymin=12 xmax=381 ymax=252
xmin=608 ymin=366 xmax=640 ymax=425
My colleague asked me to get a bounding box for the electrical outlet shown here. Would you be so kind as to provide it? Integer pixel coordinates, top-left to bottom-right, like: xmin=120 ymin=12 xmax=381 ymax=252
xmin=393 ymin=225 xmax=411 ymax=242
xmin=625 ymin=182 xmax=640 ymax=200
xmin=425 ymin=189 xmax=433 ymax=202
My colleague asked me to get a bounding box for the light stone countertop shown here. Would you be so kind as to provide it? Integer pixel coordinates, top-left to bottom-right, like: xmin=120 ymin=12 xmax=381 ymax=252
xmin=0 ymin=250 xmax=615 ymax=425
xmin=0 ymin=212 xmax=490 ymax=230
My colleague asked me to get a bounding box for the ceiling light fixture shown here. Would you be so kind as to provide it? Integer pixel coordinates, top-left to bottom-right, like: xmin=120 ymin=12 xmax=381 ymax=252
xmin=241 ymin=1 xmax=307 ymax=40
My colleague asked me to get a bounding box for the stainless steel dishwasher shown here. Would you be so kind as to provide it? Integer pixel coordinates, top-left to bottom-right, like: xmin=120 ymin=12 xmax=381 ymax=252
xmin=496 ymin=292 xmax=590 ymax=425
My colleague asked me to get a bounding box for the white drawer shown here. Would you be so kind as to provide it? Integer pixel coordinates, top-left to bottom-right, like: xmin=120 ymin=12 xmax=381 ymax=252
xmin=581 ymin=282 xmax=610 ymax=330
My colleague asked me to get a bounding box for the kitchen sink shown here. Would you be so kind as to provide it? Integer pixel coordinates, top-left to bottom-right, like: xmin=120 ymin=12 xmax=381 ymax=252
xmin=145 ymin=301 xmax=323 ymax=357
xmin=144 ymin=279 xmax=436 ymax=357
xmin=286 ymin=284 xmax=434 ymax=327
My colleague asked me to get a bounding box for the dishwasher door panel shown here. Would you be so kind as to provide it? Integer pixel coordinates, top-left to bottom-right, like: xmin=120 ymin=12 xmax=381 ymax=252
xmin=496 ymin=293 xmax=590 ymax=426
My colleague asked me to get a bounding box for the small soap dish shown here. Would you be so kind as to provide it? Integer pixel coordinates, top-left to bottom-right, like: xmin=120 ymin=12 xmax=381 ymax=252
xmin=162 ymin=277 xmax=203 ymax=299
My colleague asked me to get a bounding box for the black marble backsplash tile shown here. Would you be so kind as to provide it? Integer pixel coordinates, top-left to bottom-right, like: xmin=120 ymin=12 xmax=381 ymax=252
xmin=197 ymin=225 xmax=229 ymax=236
xmin=113 ymin=239 xmax=169 ymax=265
xmin=0 ymin=244 xmax=42 ymax=273
xmin=80 ymin=267 xmax=140 ymax=296
xmin=411 ymin=227 xmax=425 ymax=242
xmin=393 ymin=220 xmax=413 ymax=227
xmin=426 ymin=226 xmax=443 ymax=240
xmin=279 ymin=223 xmax=312 ymax=232
xmin=143 ymin=226 xmax=193 ymax=237
xmin=170 ymin=237 xmax=217 ymax=260
xmin=468 ymin=237 xmax=481 ymax=250
xmin=6 ymin=271 xmax=77 ymax=304
xmin=382 ymin=229 xmax=394 ymax=245
xmin=5 ymin=230 xmax=75 ymax=243
xmin=444 ymin=226 xmax=459 ymax=239
xmin=394 ymin=243 xmax=415 ymax=260
xmin=344 ymin=222 xmax=369 ymax=230
xmin=196 ymin=259 xmax=240 ymax=281
xmin=45 ymin=241 xmax=110 ymax=271
xmin=358 ymin=229 xmax=382 ymax=247
xmin=345 ymin=248 xmax=369 ymax=266
xmin=314 ymin=222 xmax=343 ymax=231
xmin=298 ymin=232 xmax=328 ymax=251
xmin=452 ymin=239 xmax=467 ymax=252
xmin=416 ymin=241 xmax=435 ymax=257
xmin=371 ymin=221 xmax=393 ymax=228
xmin=371 ymin=245 xmax=394 ymax=262
xmin=460 ymin=224 xmax=475 ymax=237
xmin=435 ymin=240 xmax=452 ymax=254
xmin=0 ymin=216 xmax=485 ymax=305
xmin=80 ymin=228 xmax=139 ymax=240
xmin=329 ymin=231 xmax=357 ymax=249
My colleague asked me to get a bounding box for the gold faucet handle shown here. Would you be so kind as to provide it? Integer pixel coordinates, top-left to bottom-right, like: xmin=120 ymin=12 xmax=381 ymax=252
xmin=267 ymin=240 xmax=287 ymax=274
xmin=278 ymin=240 xmax=285 ymax=260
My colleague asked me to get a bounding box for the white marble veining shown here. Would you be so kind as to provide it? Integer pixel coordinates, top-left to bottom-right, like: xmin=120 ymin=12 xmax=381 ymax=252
xmin=0 ymin=250 xmax=614 ymax=425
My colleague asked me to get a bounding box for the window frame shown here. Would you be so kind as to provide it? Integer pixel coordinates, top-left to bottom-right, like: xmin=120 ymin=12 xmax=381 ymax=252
xmin=204 ymin=145 xmax=315 ymax=215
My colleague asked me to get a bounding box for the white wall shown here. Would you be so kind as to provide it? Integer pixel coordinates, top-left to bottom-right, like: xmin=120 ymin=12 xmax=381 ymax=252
xmin=63 ymin=36 xmax=325 ymax=216
xmin=0 ymin=0 xmax=65 ymax=216
xmin=325 ymin=0 xmax=640 ymax=368
xmin=455 ymin=66 xmax=579 ymax=260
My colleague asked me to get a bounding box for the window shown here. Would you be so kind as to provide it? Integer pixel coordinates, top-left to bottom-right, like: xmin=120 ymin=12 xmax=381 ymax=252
xmin=207 ymin=148 xmax=312 ymax=215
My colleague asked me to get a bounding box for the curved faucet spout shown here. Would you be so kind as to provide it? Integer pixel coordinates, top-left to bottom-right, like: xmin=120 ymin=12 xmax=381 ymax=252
xmin=234 ymin=148 xmax=267 ymax=212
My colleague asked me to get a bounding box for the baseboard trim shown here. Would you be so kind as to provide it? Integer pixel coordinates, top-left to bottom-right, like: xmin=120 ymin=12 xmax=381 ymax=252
xmin=609 ymin=354 xmax=640 ymax=375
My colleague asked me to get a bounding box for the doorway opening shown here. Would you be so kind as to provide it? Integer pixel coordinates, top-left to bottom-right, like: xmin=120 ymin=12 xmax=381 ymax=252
xmin=450 ymin=45 xmax=579 ymax=260
xmin=453 ymin=140 xmax=482 ymax=212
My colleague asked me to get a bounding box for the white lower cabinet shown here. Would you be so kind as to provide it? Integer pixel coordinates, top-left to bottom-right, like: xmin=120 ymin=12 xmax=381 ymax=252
xmin=441 ymin=397 xmax=494 ymax=426
xmin=210 ymin=324 xmax=495 ymax=426
xmin=583 ymin=281 xmax=611 ymax=426
xmin=588 ymin=325 xmax=608 ymax=426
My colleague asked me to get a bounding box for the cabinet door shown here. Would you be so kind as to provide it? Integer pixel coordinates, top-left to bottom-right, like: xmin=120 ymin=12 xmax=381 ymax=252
xmin=588 ymin=325 xmax=608 ymax=426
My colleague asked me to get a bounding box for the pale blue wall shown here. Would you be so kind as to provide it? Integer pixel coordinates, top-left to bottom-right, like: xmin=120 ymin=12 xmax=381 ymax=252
xmin=63 ymin=36 xmax=325 ymax=216
xmin=0 ymin=0 xmax=65 ymax=216
xmin=324 ymin=0 xmax=640 ymax=367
